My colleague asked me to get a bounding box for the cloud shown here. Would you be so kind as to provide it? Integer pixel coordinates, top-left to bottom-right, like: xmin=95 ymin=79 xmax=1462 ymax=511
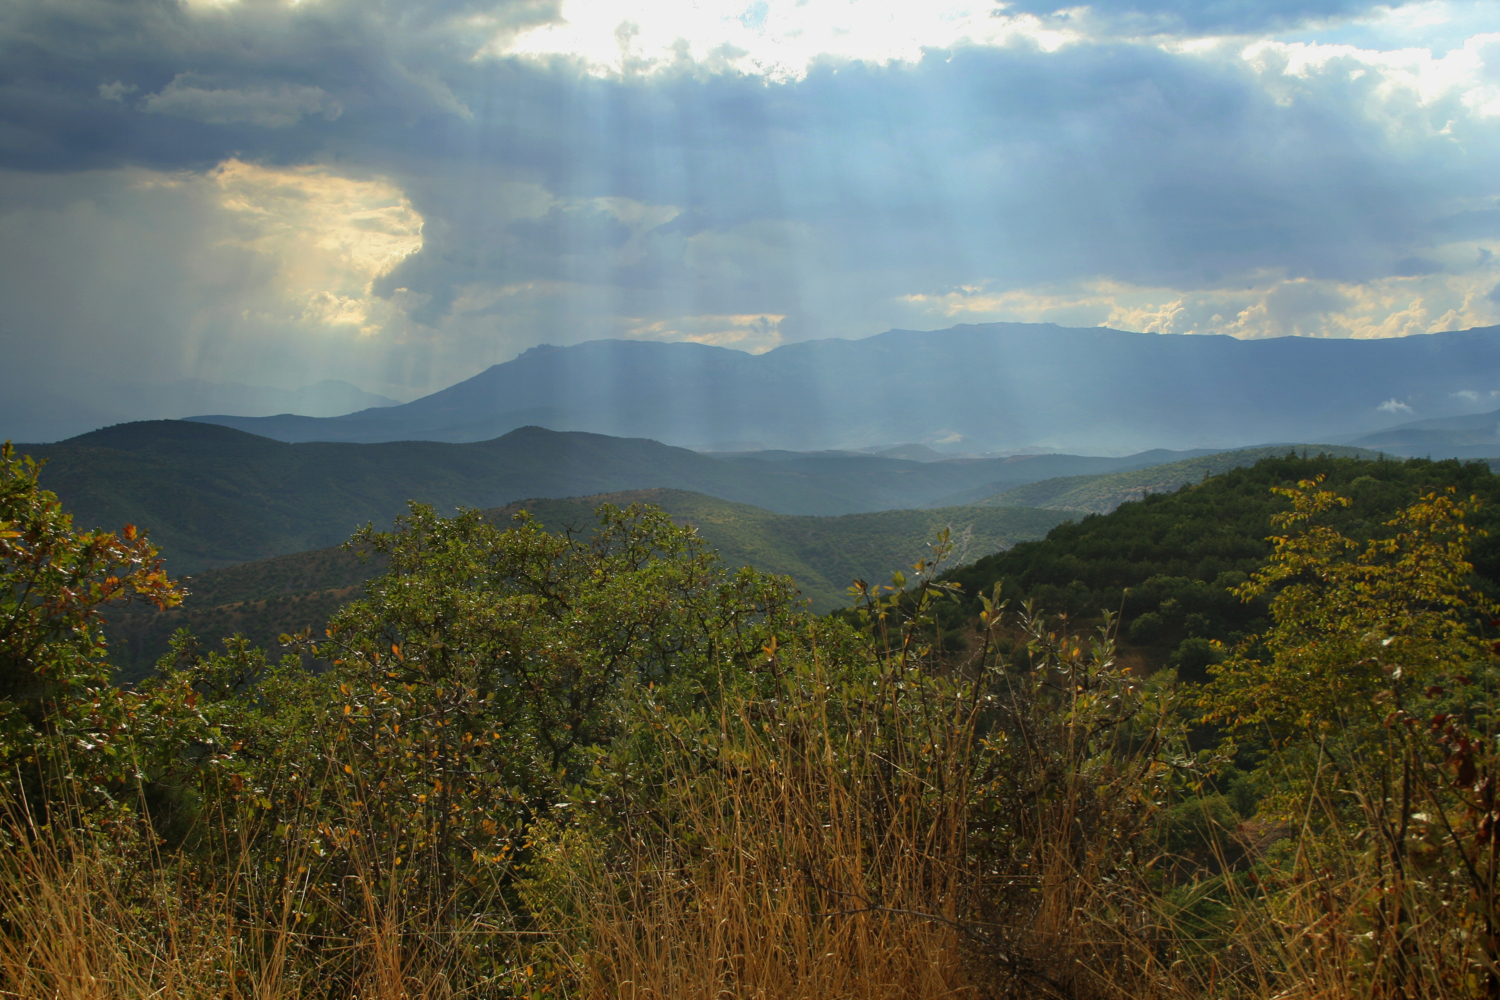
xmin=98 ymin=81 xmax=136 ymax=102
xmin=1378 ymin=398 xmax=1415 ymax=413
xmin=624 ymin=313 xmax=786 ymax=352
xmin=0 ymin=160 xmax=425 ymax=411
xmin=143 ymin=76 xmax=343 ymax=127
xmin=1 ymin=0 xmax=1499 ymax=439
xmin=492 ymin=0 xmax=1079 ymax=81
xmin=1003 ymin=0 xmax=1412 ymax=35
xmin=899 ymin=266 xmax=1500 ymax=340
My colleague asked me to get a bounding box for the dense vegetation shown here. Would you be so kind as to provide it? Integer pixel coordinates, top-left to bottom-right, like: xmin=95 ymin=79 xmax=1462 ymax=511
xmin=102 ymin=490 xmax=1070 ymax=678
xmin=488 ymin=490 xmax=1070 ymax=612
xmin=9 ymin=442 xmax=1500 ymax=999
xmin=942 ymin=452 xmax=1500 ymax=676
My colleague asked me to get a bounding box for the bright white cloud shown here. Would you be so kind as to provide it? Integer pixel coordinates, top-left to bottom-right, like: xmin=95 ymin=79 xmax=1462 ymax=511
xmin=207 ymin=159 xmax=424 ymax=332
xmin=491 ymin=0 xmax=1078 ymax=80
xmin=625 ymin=312 xmax=786 ymax=351
xmin=1242 ymin=30 xmax=1500 ymax=128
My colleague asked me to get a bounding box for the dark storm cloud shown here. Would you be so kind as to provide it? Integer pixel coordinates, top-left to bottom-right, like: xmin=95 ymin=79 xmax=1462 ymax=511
xmin=0 ymin=0 xmax=560 ymax=171
xmin=358 ymin=41 xmax=1486 ymax=325
xmin=0 ymin=0 xmax=1479 ymax=309
xmin=0 ymin=0 xmax=1494 ymax=433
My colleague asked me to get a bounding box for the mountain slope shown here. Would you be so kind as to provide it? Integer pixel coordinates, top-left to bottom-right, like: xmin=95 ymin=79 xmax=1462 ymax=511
xmin=23 ymin=421 xmax=1138 ymax=575
xmin=1348 ymin=407 xmax=1500 ymax=458
xmin=980 ymin=445 xmax=1385 ymax=513
xmin=490 ymin=489 xmax=1074 ymax=611
xmin=188 ymin=322 xmax=1500 ymax=453
xmin=106 ymin=490 xmax=1073 ymax=676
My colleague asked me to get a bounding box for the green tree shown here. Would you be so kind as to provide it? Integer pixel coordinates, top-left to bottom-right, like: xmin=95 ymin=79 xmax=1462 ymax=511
xmin=0 ymin=442 xmax=183 ymax=809
xmin=1202 ymin=478 xmax=1500 ymax=996
xmin=147 ymin=500 xmax=817 ymax=977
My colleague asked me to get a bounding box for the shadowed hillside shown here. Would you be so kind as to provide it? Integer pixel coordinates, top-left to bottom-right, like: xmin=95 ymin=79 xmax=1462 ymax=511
xmin=21 ymin=421 xmax=1178 ymax=575
xmin=978 ymin=444 xmax=1385 ymax=513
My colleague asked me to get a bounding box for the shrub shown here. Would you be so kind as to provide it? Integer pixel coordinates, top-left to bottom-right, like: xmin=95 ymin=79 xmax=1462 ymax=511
xmin=1129 ymin=611 xmax=1165 ymax=644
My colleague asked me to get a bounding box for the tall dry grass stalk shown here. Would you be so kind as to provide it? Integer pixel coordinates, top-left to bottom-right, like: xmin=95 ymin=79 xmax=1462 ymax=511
xmin=0 ymin=803 xmax=238 ymax=1000
xmin=7 ymin=670 xmax=1485 ymax=999
xmin=527 ymin=666 xmax=978 ymax=1000
xmin=0 ymin=790 xmax=488 ymax=1000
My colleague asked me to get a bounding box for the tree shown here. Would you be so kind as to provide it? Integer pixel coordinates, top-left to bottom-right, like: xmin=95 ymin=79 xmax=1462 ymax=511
xmin=1202 ymin=478 xmax=1500 ymax=996
xmin=0 ymin=442 xmax=183 ymax=808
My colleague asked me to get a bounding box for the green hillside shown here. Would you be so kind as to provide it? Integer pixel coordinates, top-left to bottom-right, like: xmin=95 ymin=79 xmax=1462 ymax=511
xmin=980 ymin=444 xmax=1384 ymax=513
xmin=938 ymin=452 xmax=1500 ymax=679
xmin=492 ymin=489 xmax=1073 ymax=611
xmin=107 ymin=491 xmax=1073 ymax=677
xmin=23 ymin=421 xmax=1167 ymax=576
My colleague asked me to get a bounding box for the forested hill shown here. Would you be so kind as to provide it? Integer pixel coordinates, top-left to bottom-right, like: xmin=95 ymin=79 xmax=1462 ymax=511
xmin=939 ymin=454 xmax=1500 ymax=677
xmin=104 ymin=490 xmax=1071 ymax=677
xmin=18 ymin=420 xmax=1194 ymax=574
xmin=978 ymin=444 xmax=1384 ymax=513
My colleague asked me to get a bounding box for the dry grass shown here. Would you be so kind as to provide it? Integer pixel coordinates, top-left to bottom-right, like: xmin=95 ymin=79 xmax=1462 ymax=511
xmin=526 ymin=686 xmax=977 ymax=1000
xmin=4 ymin=679 xmax=1493 ymax=1000
xmin=0 ymin=795 xmax=477 ymax=1000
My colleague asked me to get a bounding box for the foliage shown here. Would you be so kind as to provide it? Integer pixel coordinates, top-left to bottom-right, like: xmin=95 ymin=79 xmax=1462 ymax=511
xmin=491 ymin=488 xmax=1072 ymax=613
xmin=0 ymin=441 xmax=183 ymax=809
xmin=15 ymin=446 xmax=1500 ymax=999
xmin=125 ymin=499 xmax=820 ymax=991
xmin=944 ymin=453 xmax=1500 ymax=675
xmin=1202 ymin=478 xmax=1500 ymax=996
xmin=104 ymin=489 xmax=1069 ymax=677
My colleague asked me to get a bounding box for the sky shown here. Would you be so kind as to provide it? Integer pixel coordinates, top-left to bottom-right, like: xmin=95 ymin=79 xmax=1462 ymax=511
xmin=1 ymin=0 xmax=1498 ymax=438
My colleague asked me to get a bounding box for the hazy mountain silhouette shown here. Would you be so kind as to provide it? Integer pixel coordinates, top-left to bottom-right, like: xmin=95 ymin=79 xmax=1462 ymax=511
xmin=1349 ymin=407 xmax=1500 ymax=458
xmin=189 ymin=323 xmax=1500 ymax=454
xmin=20 ymin=421 xmax=1193 ymax=574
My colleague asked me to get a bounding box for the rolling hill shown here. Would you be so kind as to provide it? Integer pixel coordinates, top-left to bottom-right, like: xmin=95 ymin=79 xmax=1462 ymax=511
xmin=1348 ymin=407 xmax=1500 ymax=458
xmin=978 ymin=445 xmax=1387 ymax=513
xmin=489 ymin=489 xmax=1073 ymax=611
xmin=187 ymin=322 xmax=1500 ymax=454
xmin=106 ymin=490 xmax=1073 ymax=677
xmin=20 ymin=421 xmax=1187 ymax=575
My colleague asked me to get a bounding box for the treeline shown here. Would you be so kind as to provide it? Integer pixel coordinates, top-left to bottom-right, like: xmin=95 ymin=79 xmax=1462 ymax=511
xmin=4 ymin=442 xmax=1500 ymax=999
xmin=940 ymin=452 xmax=1500 ymax=670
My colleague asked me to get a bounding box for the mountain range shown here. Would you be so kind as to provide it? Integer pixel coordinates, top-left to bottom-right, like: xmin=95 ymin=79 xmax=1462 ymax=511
xmin=22 ymin=420 xmax=1197 ymax=574
xmin=188 ymin=322 xmax=1500 ymax=454
xmin=1348 ymin=407 xmax=1500 ymax=458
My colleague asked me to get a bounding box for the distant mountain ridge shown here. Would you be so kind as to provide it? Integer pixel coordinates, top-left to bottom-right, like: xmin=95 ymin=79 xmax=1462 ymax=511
xmin=979 ymin=445 xmax=1391 ymax=513
xmin=1349 ymin=407 xmax=1500 ymax=458
xmin=189 ymin=323 xmax=1500 ymax=454
xmin=20 ymin=421 xmax=1189 ymax=575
